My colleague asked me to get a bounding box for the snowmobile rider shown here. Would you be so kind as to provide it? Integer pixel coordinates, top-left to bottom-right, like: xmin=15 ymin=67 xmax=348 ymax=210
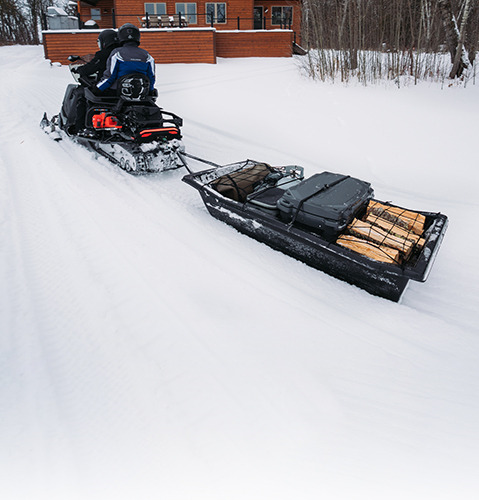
xmin=96 ymin=23 xmax=155 ymax=93
xmin=70 ymin=29 xmax=119 ymax=133
xmin=72 ymin=29 xmax=119 ymax=83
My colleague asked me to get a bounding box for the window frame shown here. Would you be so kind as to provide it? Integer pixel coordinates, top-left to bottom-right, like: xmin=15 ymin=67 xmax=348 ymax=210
xmin=175 ymin=3 xmax=197 ymax=24
xmin=271 ymin=6 xmax=293 ymax=26
xmin=144 ymin=3 xmax=167 ymax=15
xmin=205 ymin=2 xmax=226 ymax=24
xmin=90 ymin=8 xmax=101 ymax=20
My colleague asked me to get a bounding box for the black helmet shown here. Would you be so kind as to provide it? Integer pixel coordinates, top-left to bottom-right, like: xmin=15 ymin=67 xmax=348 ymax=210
xmin=97 ymin=29 xmax=118 ymax=50
xmin=118 ymin=23 xmax=141 ymax=46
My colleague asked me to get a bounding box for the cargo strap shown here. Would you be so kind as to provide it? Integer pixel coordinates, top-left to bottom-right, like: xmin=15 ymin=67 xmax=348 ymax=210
xmin=288 ymin=175 xmax=350 ymax=227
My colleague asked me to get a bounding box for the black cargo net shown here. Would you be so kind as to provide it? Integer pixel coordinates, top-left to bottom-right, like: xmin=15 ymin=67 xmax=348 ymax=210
xmin=211 ymin=162 xmax=274 ymax=203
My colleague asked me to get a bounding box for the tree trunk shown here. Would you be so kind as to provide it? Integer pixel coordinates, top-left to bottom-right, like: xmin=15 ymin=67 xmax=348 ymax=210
xmin=464 ymin=0 xmax=478 ymax=64
xmin=438 ymin=0 xmax=468 ymax=78
xmin=349 ymin=0 xmax=358 ymax=70
xmin=450 ymin=0 xmax=472 ymax=77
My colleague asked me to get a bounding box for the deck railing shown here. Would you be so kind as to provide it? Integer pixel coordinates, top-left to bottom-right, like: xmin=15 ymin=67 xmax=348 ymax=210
xmin=43 ymin=10 xmax=293 ymax=31
xmin=138 ymin=12 xmax=292 ymax=30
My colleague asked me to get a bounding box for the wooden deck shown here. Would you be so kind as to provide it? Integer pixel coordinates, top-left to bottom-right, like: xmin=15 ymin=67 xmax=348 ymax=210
xmin=42 ymin=28 xmax=294 ymax=65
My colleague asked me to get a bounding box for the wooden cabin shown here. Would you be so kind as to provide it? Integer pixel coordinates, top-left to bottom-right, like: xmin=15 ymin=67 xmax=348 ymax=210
xmin=42 ymin=0 xmax=303 ymax=64
xmin=75 ymin=0 xmax=301 ymax=34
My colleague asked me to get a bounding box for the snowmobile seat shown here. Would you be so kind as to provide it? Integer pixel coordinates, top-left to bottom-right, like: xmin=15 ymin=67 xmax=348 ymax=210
xmin=84 ymin=87 xmax=119 ymax=105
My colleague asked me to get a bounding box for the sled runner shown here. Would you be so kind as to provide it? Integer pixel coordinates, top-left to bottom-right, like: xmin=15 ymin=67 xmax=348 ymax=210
xmin=182 ymin=158 xmax=448 ymax=302
xmin=41 ymin=56 xmax=184 ymax=174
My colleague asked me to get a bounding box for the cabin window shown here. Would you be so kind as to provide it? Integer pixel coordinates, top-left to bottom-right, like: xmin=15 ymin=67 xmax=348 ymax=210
xmin=90 ymin=8 xmax=101 ymax=20
xmin=206 ymin=3 xmax=226 ymax=24
xmin=176 ymin=3 xmax=197 ymax=24
xmin=144 ymin=3 xmax=167 ymax=15
xmin=271 ymin=6 xmax=292 ymax=26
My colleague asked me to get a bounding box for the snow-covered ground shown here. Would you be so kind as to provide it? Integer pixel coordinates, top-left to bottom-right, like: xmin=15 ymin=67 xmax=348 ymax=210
xmin=1 ymin=45 xmax=479 ymax=500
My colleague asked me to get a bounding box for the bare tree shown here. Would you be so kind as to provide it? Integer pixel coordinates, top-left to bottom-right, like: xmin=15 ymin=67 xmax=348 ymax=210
xmin=0 ymin=0 xmax=54 ymax=45
xmin=0 ymin=0 xmax=32 ymax=44
xmin=26 ymin=0 xmax=53 ymax=44
xmin=461 ymin=0 xmax=479 ymax=64
xmin=302 ymin=0 xmax=479 ymax=83
xmin=451 ymin=0 xmax=472 ymax=76
xmin=438 ymin=0 xmax=469 ymax=77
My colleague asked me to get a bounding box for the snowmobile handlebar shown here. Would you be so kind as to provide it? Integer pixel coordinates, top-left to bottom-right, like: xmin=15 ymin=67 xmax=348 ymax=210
xmin=68 ymin=54 xmax=97 ymax=86
xmin=68 ymin=63 xmax=96 ymax=88
xmin=78 ymin=74 xmax=96 ymax=88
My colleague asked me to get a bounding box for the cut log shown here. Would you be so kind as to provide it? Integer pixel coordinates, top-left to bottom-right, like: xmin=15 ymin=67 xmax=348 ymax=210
xmin=365 ymin=213 xmax=425 ymax=249
xmin=336 ymin=235 xmax=400 ymax=264
xmin=347 ymin=218 xmax=414 ymax=257
xmin=367 ymin=200 xmax=425 ymax=235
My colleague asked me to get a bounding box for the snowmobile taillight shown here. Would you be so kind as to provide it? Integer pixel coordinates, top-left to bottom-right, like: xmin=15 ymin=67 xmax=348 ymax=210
xmin=92 ymin=112 xmax=122 ymax=129
xmin=139 ymin=127 xmax=179 ymax=138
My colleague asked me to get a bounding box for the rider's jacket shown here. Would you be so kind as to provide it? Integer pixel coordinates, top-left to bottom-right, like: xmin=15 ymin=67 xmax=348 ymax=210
xmin=77 ymin=44 xmax=118 ymax=82
xmin=96 ymin=42 xmax=155 ymax=92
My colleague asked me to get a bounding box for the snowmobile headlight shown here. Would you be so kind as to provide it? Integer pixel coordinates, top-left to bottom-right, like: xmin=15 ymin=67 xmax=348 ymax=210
xmin=97 ymin=40 xmax=102 ymax=50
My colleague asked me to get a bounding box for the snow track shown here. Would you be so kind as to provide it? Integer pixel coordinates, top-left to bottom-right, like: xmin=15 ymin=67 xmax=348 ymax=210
xmin=1 ymin=46 xmax=479 ymax=500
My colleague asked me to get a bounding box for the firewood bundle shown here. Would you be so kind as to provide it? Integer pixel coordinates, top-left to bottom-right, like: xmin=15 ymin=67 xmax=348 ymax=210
xmin=336 ymin=201 xmax=426 ymax=264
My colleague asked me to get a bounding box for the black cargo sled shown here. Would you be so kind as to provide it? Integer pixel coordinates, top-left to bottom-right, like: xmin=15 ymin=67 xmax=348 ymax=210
xmin=41 ymin=56 xmax=184 ymax=174
xmin=182 ymin=158 xmax=448 ymax=301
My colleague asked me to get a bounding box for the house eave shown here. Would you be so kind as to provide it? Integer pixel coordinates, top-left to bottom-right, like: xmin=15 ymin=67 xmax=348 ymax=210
xmin=79 ymin=0 xmax=101 ymax=6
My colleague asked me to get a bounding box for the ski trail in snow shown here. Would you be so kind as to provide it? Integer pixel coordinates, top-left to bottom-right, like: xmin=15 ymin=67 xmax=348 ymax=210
xmin=2 ymin=46 xmax=479 ymax=500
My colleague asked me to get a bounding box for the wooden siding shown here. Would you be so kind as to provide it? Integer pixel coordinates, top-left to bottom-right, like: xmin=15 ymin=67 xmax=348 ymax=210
xmin=42 ymin=29 xmax=216 ymax=65
xmin=43 ymin=31 xmax=100 ymax=62
xmin=216 ymin=30 xmax=292 ymax=58
xmin=142 ymin=29 xmax=216 ymax=63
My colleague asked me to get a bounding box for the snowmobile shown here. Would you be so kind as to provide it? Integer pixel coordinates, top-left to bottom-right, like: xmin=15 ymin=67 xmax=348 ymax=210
xmin=181 ymin=157 xmax=448 ymax=302
xmin=41 ymin=55 xmax=184 ymax=174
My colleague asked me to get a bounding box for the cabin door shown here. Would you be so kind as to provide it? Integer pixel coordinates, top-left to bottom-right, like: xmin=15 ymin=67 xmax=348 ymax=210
xmin=254 ymin=7 xmax=264 ymax=30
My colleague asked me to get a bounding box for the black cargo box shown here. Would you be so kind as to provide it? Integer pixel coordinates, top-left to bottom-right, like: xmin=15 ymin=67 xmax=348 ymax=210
xmin=277 ymin=172 xmax=373 ymax=238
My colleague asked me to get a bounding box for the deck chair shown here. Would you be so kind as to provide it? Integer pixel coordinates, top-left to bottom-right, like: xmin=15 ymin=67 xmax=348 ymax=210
xmin=146 ymin=15 xmax=160 ymax=28
xmin=171 ymin=14 xmax=188 ymax=27
xmin=160 ymin=14 xmax=171 ymax=27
